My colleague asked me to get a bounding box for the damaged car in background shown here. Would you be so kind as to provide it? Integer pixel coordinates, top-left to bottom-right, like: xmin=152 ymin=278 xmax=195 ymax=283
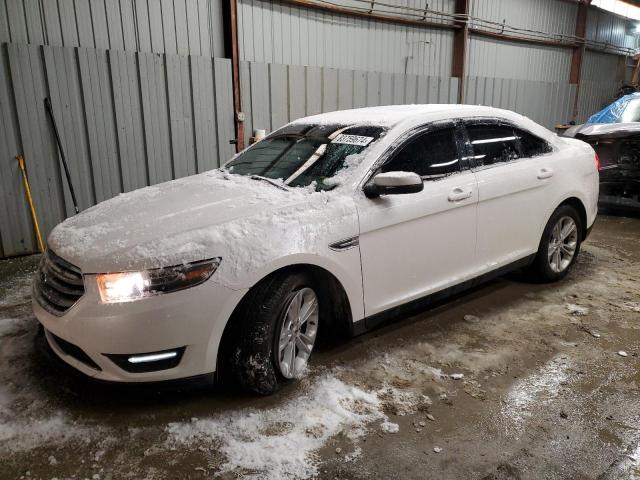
xmin=564 ymin=92 xmax=640 ymax=214
xmin=33 ymin=105 xmax=598 ymax=396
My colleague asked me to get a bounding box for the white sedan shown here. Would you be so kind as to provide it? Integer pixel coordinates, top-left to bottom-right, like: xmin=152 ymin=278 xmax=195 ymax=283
xmin=33 ymin=105 xmax=599 ymax=394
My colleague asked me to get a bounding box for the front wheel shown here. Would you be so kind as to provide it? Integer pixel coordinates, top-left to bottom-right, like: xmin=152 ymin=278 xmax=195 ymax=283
xmin=222 ymin=272 xmax=320 ymax=395
xmin=527 ymin=204 xmax=583 ymax=282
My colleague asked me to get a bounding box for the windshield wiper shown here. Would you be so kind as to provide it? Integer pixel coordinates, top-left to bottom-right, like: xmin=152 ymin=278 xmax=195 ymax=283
xmin=249 ymin=175 xmax=290 ymax=191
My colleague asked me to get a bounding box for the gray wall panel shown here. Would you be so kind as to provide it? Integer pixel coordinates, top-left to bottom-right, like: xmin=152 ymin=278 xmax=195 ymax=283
xmin=0 ymin=0 xmax=225 ymax=57
xmin=0 ymin=43 xmax=235 ymax=258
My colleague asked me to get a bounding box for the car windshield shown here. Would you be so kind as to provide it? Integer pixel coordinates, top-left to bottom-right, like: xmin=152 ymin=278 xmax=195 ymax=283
xmin=225 ymin=124 xmax=386 ymax=190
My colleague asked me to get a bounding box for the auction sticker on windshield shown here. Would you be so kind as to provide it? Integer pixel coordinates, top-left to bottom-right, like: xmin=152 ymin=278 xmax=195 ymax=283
xmin=332 ymin=134 xmax=374 ymax=146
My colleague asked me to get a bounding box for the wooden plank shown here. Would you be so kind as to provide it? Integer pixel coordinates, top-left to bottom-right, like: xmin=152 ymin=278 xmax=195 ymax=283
xmin=0 ymin=44 xmax=34 ymax=254
xmin=288 ymin=64 xmax=306 ymax=122
xmin=138 ymin=51 xmax=172 ymax=183
xmin=214 ymin=58 xmax=236 ymax=163
xmin=322 ymin=67 xmax=338 ymax=113
xmin=269 ymin=63 xmax=288 ymax=130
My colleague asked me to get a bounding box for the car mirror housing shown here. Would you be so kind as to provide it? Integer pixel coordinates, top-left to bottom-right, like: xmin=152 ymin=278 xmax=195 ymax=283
xmin=364 ymin=171 xmax=424 ymax=198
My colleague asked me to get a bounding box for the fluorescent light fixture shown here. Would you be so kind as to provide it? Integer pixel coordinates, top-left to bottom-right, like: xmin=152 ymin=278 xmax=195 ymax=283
xmin=127 ymin=351 xmax=178 ymax=364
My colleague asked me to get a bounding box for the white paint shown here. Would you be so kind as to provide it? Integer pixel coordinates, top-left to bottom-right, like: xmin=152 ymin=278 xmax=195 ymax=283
xmin=38 ymin=105 xmax=599 ymax=384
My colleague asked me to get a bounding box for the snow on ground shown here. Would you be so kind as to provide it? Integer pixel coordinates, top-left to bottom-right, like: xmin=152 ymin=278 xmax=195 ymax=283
xmin=167 ymin=375 xmax=387 ymax=480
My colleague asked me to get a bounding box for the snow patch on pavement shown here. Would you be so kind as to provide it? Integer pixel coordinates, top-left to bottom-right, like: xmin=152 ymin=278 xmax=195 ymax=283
xmin=500 ymin=356 xmax=571 ymax=436
xmin=166 ymin=375 xmax=386 ymax=479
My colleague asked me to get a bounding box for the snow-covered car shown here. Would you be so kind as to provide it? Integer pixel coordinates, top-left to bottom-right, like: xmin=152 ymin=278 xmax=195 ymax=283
xmin=33 ymin=105 xmax=599 ymax=394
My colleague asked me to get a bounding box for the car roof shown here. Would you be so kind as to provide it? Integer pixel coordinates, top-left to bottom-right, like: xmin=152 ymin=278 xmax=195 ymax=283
xmin=290 ymin=104 xmax=520 ymax=129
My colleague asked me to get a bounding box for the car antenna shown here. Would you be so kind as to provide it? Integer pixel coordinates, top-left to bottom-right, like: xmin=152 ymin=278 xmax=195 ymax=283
xmin=44 ymin=97 xmax=80 ymax=215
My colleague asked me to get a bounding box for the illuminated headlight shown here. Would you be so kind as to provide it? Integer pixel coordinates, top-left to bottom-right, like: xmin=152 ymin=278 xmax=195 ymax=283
xmin=96 ymin=258 xmax=221 ymax=304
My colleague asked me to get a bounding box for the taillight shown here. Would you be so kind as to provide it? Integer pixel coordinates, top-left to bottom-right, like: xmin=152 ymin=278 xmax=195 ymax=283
xmin=594 ymin=152 xmax=600 ymax=171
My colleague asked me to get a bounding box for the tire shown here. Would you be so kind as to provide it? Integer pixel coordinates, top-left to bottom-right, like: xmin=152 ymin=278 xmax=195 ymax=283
xmin=222 ymin=271 xmax=320 ymax=395
xmin=527 ymin=204 xmax=583 ymax=282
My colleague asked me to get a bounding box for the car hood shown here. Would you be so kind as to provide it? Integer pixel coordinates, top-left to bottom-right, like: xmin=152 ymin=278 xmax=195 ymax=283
xmin=48 ymin=170 xmax=357 ymax=278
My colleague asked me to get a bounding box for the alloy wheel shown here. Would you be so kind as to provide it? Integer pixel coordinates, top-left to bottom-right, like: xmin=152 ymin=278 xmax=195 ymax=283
xmin=548 ymin=216 xmax=578 ymax=273
xmin=276 ymin=287 xmax=319 ymax=379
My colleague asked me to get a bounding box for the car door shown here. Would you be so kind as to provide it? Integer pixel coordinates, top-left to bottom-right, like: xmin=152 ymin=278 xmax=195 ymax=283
xmin=463 ymin=119 xmax=557 ymax=270
xmin=356 ymin=122 xmax=479 ymax=317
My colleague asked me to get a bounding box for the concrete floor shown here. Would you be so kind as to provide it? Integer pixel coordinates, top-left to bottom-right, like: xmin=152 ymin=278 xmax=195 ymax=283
xmin=0 ymin=215 xmax=639 ymax=480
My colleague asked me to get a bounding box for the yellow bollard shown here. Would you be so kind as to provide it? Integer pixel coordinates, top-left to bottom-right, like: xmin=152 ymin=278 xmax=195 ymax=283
xmin=15 ymin=154 xmax=45 ymax=253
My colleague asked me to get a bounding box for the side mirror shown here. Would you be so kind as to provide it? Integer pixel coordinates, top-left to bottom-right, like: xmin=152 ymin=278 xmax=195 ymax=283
xmin=363 ymin=171 xmax=424 ymax=198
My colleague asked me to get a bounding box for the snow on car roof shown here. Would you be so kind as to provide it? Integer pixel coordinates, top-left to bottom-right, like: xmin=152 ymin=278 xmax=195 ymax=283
xmin=290 ymin=104 xmax=515 ymax=128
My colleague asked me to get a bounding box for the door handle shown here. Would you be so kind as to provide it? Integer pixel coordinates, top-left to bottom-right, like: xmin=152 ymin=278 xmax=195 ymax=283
xmin=537 ymin=167 xmax=554 ymax=179
xmin=448 ymin=187 xmax=473 ymax=202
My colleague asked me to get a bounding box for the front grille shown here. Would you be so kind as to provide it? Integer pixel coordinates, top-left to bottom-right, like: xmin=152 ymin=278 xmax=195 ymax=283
xmin=47 ymin=330 xmax=101 ymax=371
xmin=34 ymin=249 xmax=85 ymax=316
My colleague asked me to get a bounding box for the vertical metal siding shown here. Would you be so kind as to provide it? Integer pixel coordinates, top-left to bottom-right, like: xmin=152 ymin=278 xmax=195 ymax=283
xmin=471 ymin=0 xmax=577 ymax=38
xmin=576 ymin=51 xmax=620 ymax=122
xmin=0 ymin=43 xmax=235 ymax=257
xmin=238 ymin=0 xmax=454 ymax=76
xmin=467 ymin=36 xmax=572 ymax=82
xmin=0 ymin=0 xmax=225 ymax=57
xmin=586 ymin=7 xmax=634 ymax=52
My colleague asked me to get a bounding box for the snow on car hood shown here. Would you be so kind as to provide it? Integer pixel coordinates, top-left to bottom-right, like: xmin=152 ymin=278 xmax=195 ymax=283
xmin=48 ymin=170 xmax=358 ymax=283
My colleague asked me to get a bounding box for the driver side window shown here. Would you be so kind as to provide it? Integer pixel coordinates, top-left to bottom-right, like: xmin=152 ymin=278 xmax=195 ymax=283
xmin=382 ymin=127 xmax=461 ymax=179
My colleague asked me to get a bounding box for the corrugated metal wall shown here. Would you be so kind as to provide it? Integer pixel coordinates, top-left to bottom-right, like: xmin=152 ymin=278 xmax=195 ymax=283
xmin=467 ymin=36 xmax=572 ymax=82
xmin=239 ymin=60 xmax=459 ymax=146
xmin=0 ymin=0 xmax=234 ymax=258
xmin=576 ymin=50 xmax=621 ymax=122
xmin=0 ymin=0 xmax=225 ymax=56
xmin=470 ymin=0 xmax=577 ymax=38
xmin=586 ymin=6 xmax=634 ymax=52
xmin=465 ymin=76 xmax=577 ymax=126
xmin=237 ymin=0 xmax=455 ymax=76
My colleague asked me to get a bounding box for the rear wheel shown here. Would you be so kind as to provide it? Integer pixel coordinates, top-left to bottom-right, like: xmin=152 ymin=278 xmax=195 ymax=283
xmin=222 ymin=272 xmax=319 ymax=395
xmin=527 ymin=204 xmax=582 ymax=282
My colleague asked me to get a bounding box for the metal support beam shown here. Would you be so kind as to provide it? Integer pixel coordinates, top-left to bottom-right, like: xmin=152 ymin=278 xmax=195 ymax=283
xmin=452 ymin=0 xmax=469 ymax=103
xmin=570 ymin=0 xmax=590 ymax=121
xmin=225 ymin=0 xmax=245 ymax=152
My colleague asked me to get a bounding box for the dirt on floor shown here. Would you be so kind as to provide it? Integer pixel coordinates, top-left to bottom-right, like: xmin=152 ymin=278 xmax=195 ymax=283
xmin=0 ymin=214 xmax=639 ymax=480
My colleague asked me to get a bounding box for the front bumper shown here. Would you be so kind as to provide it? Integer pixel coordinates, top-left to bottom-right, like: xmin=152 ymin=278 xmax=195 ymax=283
xmin=33 ymin=275 xmax=247 ymax=383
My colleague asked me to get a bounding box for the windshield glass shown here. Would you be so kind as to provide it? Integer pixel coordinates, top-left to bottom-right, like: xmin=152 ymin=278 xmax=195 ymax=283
xmin=225 ymin=124 xmax=386 ymax=190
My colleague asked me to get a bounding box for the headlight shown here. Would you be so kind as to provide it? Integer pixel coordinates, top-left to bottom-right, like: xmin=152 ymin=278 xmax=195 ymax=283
xmin=96 ymin=258 xmax=221 ymax=304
